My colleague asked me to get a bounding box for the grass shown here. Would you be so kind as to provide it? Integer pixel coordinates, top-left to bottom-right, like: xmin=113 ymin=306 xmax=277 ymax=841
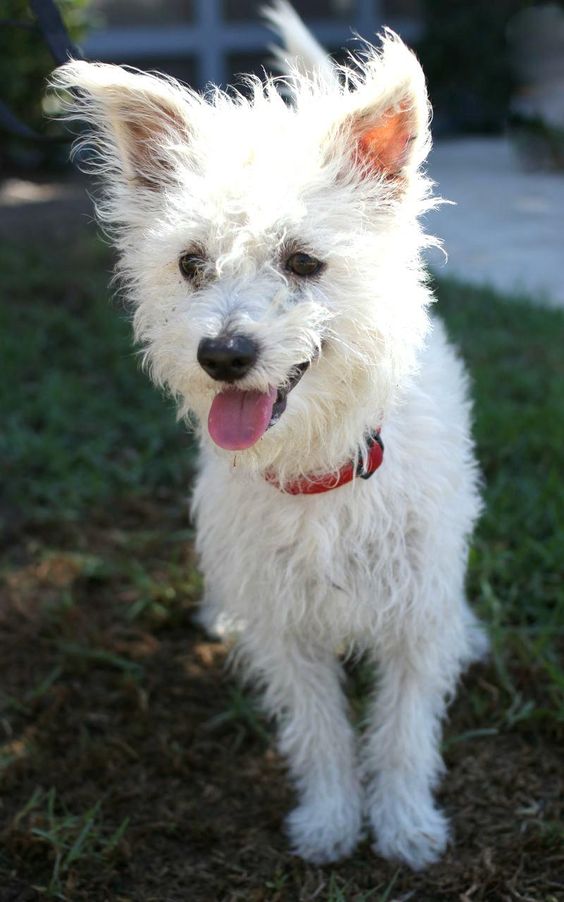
xmin=11 ymin=788 xmax=128 ymax=899
xmin=0 ymin=233 xmax=563 ymax=900
xmin=324 ymin=871 xmax=401 ymax=901
xmin=436 ymin=278 xmax=564 ymax=730
xmin=0 ymin=237 xmax=194 ymax=526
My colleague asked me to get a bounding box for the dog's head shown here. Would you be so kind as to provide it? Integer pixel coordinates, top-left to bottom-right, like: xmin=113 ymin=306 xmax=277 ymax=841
xmin=51 ymin=29 xmax=435 ymax=479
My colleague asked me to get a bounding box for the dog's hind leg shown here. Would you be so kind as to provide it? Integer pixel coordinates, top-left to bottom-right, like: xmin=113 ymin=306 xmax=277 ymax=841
xmin=241 ymin=632 xmax=363 ymax=864
xmin=362 ymin=607 xmax=479 ymax=870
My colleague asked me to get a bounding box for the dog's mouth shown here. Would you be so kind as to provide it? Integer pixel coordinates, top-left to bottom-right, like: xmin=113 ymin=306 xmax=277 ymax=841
xmin=207 ymin=361 xmax=310 ymax=451
xmin=270 ymin=360 xmax=310 ymax=426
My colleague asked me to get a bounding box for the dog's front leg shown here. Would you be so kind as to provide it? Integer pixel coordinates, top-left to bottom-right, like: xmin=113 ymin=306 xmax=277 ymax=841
xmin=362 ymin=634 xmax=461 ymax=870
xmin=242 ymin=632 xmax=362 ymax=864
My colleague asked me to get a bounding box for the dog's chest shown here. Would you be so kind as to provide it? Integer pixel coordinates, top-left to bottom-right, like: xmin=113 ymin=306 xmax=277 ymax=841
xmin=194 ymin=465 xmax=405 ymax=640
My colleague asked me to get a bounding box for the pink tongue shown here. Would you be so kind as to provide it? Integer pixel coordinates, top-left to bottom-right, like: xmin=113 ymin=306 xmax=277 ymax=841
xmin=208 ymin=387 xmax=277 ymax=450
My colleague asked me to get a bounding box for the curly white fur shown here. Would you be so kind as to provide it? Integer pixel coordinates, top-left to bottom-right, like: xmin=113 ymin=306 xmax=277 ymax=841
xmin=51 ymin=1 xmax=488 ymax=869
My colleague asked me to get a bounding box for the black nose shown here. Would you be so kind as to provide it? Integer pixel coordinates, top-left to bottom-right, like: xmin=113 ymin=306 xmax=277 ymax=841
xmin=197 ymin=334 xmax=259 ymax=382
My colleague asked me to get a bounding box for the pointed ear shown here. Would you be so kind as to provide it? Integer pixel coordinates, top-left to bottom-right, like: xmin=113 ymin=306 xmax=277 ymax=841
xmin=332 ymin=32 xmax=430 ymax=183
xmin=50 ymin=61 xmax=194 ymax=191
xmin=352 ymin=101 xmax=417 ymax=177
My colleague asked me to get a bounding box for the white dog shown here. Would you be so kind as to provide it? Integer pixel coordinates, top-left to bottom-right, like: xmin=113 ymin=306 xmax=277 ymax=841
xmin=52 ymin=1 xmax=487 ymax=870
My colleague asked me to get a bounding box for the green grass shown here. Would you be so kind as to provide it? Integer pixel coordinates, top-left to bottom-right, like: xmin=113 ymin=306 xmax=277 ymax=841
xmin=12 ymin=787 xmax=128 ymax=899
xmin=204 ymin=686 xmax=272 ymax=749
xmin=324 ymin=870 xmax=401 ymax=901
xmin=435 ymin=279 xmax=564 ymax=729
xmin=1 ymin=234 xmax=563 ymax=898
xmin=0 ymin=237 xmax=194 ymax=525
xmin=1 ymin=236 xmax=563 ymax=735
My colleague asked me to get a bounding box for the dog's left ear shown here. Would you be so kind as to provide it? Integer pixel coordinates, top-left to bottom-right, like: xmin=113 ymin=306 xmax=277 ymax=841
xmin=329 ymin=32 xmax=430 ymax=184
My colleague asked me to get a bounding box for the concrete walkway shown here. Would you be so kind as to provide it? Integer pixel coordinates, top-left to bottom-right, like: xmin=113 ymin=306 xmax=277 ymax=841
xmin=426 ymin=137 xmax=564 ymax=307
xmin=1 ymin=137 xmax=563 ymax=306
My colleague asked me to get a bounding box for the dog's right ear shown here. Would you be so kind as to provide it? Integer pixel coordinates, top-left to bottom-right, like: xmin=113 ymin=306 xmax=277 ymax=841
xmin=50 ymin=61 xmax=195 ymax=192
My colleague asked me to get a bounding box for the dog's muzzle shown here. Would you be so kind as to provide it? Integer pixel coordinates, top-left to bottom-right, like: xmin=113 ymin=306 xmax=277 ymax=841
xmin=202 ymin=342 xmax=311 ymax=452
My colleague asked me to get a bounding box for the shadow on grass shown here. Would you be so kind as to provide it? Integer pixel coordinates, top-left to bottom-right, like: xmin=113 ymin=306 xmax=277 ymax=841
xmin=0 ymin=237 xmax=562 ymax=899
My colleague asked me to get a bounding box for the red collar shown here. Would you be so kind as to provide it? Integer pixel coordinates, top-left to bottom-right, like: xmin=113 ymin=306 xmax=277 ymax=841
xmin=265 ymin=429 xmax=384 ymax=496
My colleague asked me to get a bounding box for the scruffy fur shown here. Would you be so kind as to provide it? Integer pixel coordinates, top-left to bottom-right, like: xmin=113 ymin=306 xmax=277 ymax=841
xmin=51 ymin=1 xmax=488 ymax=870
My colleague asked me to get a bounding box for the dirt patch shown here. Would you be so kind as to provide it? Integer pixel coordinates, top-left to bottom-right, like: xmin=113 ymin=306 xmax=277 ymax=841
xmin=0 ymin=499 xmax=562 ymax=901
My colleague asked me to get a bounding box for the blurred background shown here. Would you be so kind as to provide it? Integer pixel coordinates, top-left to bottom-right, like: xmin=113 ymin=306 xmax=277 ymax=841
xmin=0 ymin=3 xmax=562 ymax=900
xmin=2 ymin=0 xmax=564 ymax=299
xmin=4 ymin=0 xmax=564 ymax=146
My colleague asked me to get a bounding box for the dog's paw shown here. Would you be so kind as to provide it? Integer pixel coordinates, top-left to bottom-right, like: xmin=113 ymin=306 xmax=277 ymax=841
xmin=369 ymin=789 xmax=449 ymax=871
xmin=286 ymin=795 xmax=363 ymax=865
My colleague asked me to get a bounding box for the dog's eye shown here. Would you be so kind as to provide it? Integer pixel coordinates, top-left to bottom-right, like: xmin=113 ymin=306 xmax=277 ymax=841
xmin=179 ymin=253 xmax=206 ymax=282
xmin=286 ymin=252 xmax=323 ymax=278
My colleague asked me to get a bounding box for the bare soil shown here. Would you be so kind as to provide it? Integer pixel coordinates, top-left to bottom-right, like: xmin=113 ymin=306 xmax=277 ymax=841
xmin=0 ymin=496 xmax=562 ymax=902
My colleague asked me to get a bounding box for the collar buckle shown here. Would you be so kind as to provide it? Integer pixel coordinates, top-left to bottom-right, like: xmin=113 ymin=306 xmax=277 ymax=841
xmin=266 ymin=427 xmax=384 ymax=495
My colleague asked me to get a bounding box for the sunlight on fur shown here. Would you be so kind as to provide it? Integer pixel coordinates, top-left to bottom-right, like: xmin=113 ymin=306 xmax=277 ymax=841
xmin=50 ymin=0 xmax=488 ymax=870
